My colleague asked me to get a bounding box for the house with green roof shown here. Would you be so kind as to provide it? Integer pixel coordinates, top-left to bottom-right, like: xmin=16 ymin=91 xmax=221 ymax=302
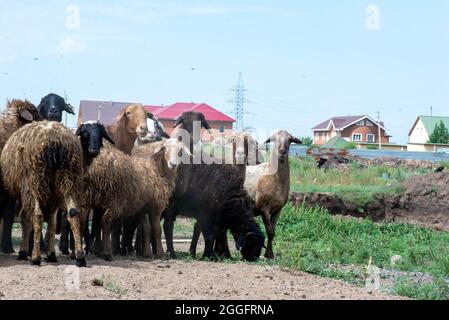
xmin=408 ymin=115 xmax=449 ymax=151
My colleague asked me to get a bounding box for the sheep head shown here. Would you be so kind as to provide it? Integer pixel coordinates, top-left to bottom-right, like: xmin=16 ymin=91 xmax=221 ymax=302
xmin=264 ymin=130 xmax=302 ymax=162
xmin=76 ymin=121 xmax=115 ymax=158
xmin=116 ymin=104 xmax=154 ymax=138
xmin=235 ymin=223 xmax=265 ymax=262
xmin=7 ymin=99 xmax=43 ymax=124
xmin=37 ymin=93 xmax=75 ymax=122
xmin=151 ymin=138 xmax=192 ymax=170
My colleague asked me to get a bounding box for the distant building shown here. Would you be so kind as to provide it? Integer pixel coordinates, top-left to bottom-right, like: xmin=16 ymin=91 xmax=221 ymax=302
xmin=147 ymin=102 xmax=235 ymax=140
xmin=312 ymin=115 xmax=391 ymax=145
xmin=408 ymin=115 xmax=449 ymax=152
xmin=78 ymin=100 xmax=235 ymax=141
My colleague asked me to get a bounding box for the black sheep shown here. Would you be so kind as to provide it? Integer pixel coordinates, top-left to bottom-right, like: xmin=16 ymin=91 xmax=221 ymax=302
xmin=162 ymin=112 xmax=265 ymax=261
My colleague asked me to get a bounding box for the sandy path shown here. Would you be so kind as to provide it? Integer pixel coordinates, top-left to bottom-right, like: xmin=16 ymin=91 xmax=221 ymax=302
xmin=0 ymin=253 xmax=402 ymax=300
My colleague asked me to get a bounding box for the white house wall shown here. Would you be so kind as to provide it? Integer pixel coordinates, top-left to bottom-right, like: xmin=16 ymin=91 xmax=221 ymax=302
xmin=409 ymin=118 xmax=429 ymax=144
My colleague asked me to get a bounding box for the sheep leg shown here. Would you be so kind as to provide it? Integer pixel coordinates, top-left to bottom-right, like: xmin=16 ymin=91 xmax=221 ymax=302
xmin=163 ymin=217 xmax=176 ymax=259
xmin=263 ymin=210 xmax=278 ymax=259
xmin=58 ymin=210 xmax=70 ymax=255
xmin=202 ymin=223 xmax=218 ymax=260
xmin=17 ymin=208 xmax=31 ymax=261
xmin=92 ymin=208 xmax=103 ymax=256
xmin=150 ymin=213 xmax=164 ymax=259
xmin=0 ymin=196 xmax=15 ymax=254
xmin=45 ymin=209 xmax=58 ymax=263
xmin=139 ymin=214 xmax=152 ymax=259
xmin=65 ymin=197 xmax=86 ymax=267
xmin=31 ymin=199 xmax=44 ymax=265
xmin=189 ymin=221 xmax=202 ymax=257
xmin=101 ymin=210 xmax=113 ymax=261
xmin=135 ymin=224 xmax=143 ymax=256
xmin=121 ymin=216 xmax=137 ymax=255
xmin=111 ymin=219 xmax=121 ymax=255
xmin=215 ymin=230 xmax=231 ymax=259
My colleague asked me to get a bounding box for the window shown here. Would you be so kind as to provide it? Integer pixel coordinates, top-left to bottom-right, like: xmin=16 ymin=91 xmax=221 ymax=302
xmin=219 ymin=125 xmax=225 ymax=133
xmin=366 ymin=121 xmax=373 ymax=127
xmin=352 ymin=133 xmax=362 ymax=142
xmin=356 ymin=120 xmax=365 ymax=126
xmin=366 ymin=134 xmax=375 ymax=143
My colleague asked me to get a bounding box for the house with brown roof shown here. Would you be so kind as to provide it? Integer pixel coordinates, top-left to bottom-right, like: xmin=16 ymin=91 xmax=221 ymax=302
xmin=312 ymin=115 xmax=391 ymax=146
xmin=78 ymin=100 xmax=235 ymax=140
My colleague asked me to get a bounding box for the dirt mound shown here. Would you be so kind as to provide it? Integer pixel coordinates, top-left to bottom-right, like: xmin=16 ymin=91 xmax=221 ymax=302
xmin=358 ymin=157 xmax=435 ymax=170
xmin=0 ymin=254 xmax=401 ymax=300
xmin=289 ymin=192 xmax=387 ymax=221
xmin=391 ymin=172 xmax=449 ymax=230
xmin=290 ymin=172 xmax=449 ymax=231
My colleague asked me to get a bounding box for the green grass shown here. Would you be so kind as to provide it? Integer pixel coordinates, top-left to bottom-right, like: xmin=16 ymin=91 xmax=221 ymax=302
xmin=289 ymin=157 xmax=430 ymax=206
xmin=271 ymin=204 xmax=449 ymax=299
xmin=92 ymin=273 xmax=128 ymax=296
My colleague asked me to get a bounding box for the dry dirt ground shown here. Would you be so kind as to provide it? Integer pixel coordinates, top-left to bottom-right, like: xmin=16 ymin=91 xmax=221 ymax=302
xmin=0 ymin=221 xmax=403 ymax=300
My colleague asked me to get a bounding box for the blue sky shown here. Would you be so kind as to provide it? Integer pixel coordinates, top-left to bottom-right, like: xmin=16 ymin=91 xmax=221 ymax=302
xmin=1 ymin=0 xmax=448 ymax=143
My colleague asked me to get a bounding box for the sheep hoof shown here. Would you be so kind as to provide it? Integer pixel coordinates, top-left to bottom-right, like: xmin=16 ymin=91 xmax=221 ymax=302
xmin=1 ymin=247 xmax=15 ymax=254
xmin=103 ymin=254 xmax=113 ymax=261
xmin=70 ymin=252 xmax=76 ymax=260
xmin=31 ymin=257 xmax=41 ymax=266
xmin=46 ymin=252 xmax=58 ymax=263
xmin=264 ymin=252 xmax=275 ymax=259
xmin=75 ymin=258 xmax=86 ymax=267
xmin=169 ymin=252 xmax=177 ymax=259
xmin=17 ymin=250 xmax=28 ymax=261
xmin=75 ymin=252 xmax=86 ymax=267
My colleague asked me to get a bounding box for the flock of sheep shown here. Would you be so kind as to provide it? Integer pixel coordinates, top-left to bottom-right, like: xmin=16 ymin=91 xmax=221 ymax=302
xmin=0 ymin=93 xmax=302 ymax=267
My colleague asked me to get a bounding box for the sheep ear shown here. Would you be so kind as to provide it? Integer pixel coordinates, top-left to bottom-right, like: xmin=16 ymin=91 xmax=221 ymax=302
xmin=151 ymin=145 xmax=165 ymax=159
xmin=18 ymin=108 xmax=33 ymax=122
xmin=264 ymin=135 xmax=274 ymax=145
xmin=201 ymin=116 xmax=211 ymax=130
xmin=75 ymin=126 xmax=83 ymax=136
xmin=64 ymin=103 xmax=75 ymax=115
xmin=174 ymin=116 xmax=183 ymax=128
xmin=116 ymin=109 xmax=126 ymax=122
xmin=102 ymin=127 xmax=115 ymax=145
xmin=161 ymin=130 xmax=170 ymax=139
xmin=147 ymin=111 xmax=154 ymax=120
xmin=289 ymin=136 xmax=303 ymax=145
xmin=182 ymin=145 xmax=193 ymax=157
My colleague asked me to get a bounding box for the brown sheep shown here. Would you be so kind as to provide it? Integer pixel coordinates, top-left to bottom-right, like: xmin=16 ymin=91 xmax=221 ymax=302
xmin=76 ymin=122 xmax=190 ymax=260
xmin=0 ymin=100 xmax=42 ymax=254
xmin=244 ymin=130 xmax=302 ymax=259
xmin=0 ymin=121 xmax=85 ymax=266
xmin=106 ymin=103 xmax=154 ymax=155
xmin=59 ymin=104 xmax=154 ymax=255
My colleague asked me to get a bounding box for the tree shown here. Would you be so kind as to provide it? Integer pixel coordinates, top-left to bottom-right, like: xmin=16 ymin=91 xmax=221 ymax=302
xmin=428 ymin=120 xmax=449 ymax=144
xmin=300 ymin=136 xmax=313 ymax=147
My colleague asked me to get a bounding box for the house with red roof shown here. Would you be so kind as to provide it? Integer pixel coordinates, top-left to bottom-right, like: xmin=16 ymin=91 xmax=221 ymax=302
xmin=78 ymin=100 xmax=235 ymax=140
xmin=312 ymin=115 xmax=391 ymax=146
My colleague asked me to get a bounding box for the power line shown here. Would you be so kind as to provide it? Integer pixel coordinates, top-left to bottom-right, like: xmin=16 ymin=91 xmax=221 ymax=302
xmin=227 ymin=72 xmax=250 ymax=131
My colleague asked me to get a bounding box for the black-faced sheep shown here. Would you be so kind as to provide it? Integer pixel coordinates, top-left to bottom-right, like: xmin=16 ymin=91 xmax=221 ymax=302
xmin=37 ymin=93 xmax=75 ymax=122
xmin=76 ymin=122 xmax=189 ymax=260
xmin=0 ymin=100 xmax=42 ymax=254
xmin=163 ymin=112 xmax=265 ymax=262
xmin=244 ymin=130 xmax=302 ymax=259
xmin=0 ymin=121 xmax=85 ymax=266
